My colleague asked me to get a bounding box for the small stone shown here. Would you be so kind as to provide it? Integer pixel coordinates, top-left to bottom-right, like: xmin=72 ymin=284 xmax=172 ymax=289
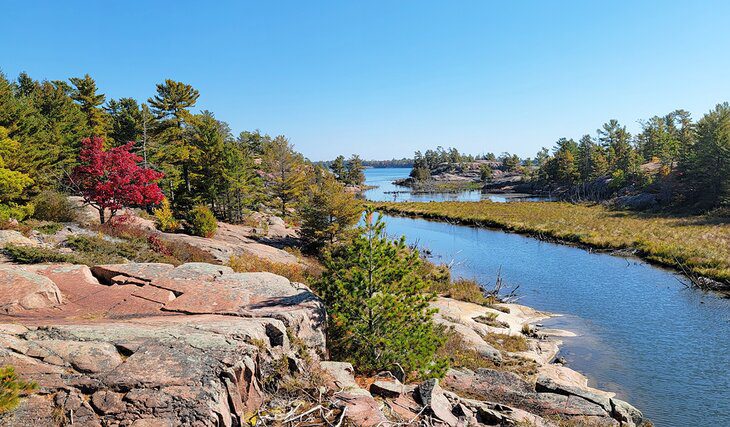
xmin=370 ymin=379 xmax=404 ymax=398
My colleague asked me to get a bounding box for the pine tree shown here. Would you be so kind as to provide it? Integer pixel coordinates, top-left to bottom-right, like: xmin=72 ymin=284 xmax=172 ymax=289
xmin=261 ymin=135 xmax=307 ymax=217
xmin=345 ymin=154 xmax=365 ymax=185
xmin=148 ymin=79 xmax=200 ymax=197
xmin=221 ymin=140 xmax=262 ymax=222
xmin=189 ymin=111 xmax=228 ymax=211
xmin=0 ymin=126 xmax=34 ymax=220
xmin=105 ymin=97 xmax=142 ymax=146
xmin=237 ymin=130 xmax=270 ymax=156
xmin=300 ymin=169 xmax=362 ymax=250
xmin=317 ymin=209 xmax=448 ymax=379
xmin=69 ymin=74 xmax=108 ymax=138
xmin=683 ymin=103 xmax=730 ymax=208
xmin=330 ymin=155 xmax=346 ymax=182
xmin=598 ymin=119 xmax=633 ymax=173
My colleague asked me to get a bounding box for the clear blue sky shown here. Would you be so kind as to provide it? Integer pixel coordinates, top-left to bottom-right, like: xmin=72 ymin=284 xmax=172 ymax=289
xmin=2 ymin=1 xmax=729 ymax=161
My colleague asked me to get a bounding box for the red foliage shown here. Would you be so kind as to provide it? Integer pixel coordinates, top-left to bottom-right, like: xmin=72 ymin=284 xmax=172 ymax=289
xmin=72 ymin=137 xmax=164 ymax=223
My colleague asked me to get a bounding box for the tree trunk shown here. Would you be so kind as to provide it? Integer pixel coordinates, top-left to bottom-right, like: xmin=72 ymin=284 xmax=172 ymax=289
xmin=99 ymin=208 xmax=105 ymax=224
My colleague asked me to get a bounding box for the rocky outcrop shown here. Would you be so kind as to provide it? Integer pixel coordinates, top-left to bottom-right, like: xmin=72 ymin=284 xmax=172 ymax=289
xmin=432 ymin=297 xmax=645 ymax=427
xmin=0 ymin=262 xmax=325 ymax=426
xmin=0 ymin=260 xmax=645 ymax=426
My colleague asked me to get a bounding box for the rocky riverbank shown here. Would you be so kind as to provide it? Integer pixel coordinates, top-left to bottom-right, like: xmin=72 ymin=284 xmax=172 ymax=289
xmin=0 ymin=207 xmax=647 ymax=426
xmin=0 ymin=260 xmax=645 ymax=426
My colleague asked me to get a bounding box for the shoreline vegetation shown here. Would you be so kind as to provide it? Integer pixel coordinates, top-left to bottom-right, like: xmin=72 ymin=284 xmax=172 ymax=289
xmin=374 ymin=200 xmax=730 ymax=292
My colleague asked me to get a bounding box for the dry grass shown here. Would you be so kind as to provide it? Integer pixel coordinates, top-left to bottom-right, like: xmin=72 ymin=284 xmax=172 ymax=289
xmin=376 ymin=201 xmax=730 ymax=284
xmin=228 ymin=253 xmax=321 ymax=284
xmin=474 ymin=312 xmax=509 ymax=329
xmin=438 ymin=329 xmax=538 ymax=380
xmin=482 ymin=332 xmax=530 ymax=353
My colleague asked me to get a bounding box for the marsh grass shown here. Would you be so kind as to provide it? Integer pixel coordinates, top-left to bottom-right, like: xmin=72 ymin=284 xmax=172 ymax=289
xmin=376 ymin=201 xmax=730 ymax=284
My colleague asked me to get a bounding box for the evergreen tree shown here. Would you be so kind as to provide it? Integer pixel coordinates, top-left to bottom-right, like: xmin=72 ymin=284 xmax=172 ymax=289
xmin=189 ymin=111 xmax=229 ymax=211
xmin=330 ymin=155 xmax=346 ymax=182
xmin=479 ymin=163 xmax=493 ymax=182
xmin=597 ymin=119 xmax=633 ymax=172
xmin=317 ymin=209 xmax=448 ymax=379
xmin=410 ymin=151 xmax=431 ymax=181
xmin=345 ymin=154 xmax=365 ymax=185
xmin=148 ymin=79 xmax=200 ymax=197
xmin=0 ymin=126 xmax=34 ymax=220
xmin=237 ymin=130 xmax=270 ymax=156
xmin=105 ymin=97 xmax=142 ymax=146
xmin=30 ymin=80 xmax=89 ymax=180
xmin=220 ymin=139 xmax=262 ymax=222
xmin=261 ymin=135 xmax=307 ymax=217
xmin=69 ymin=74 xmax=108 ymax=138
xmin=300 ymin=169 xmax=362 ymax=250
xmin=683 ymin=103 xmax=730 ymax=208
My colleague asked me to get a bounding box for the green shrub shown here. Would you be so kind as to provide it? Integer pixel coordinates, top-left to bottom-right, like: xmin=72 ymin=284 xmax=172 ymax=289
xmin=316 ymin=209 xmax=447 ymax=380
xmin=0 ymin=365 xmax=37 ymax=414
xmin=0 ymin=203 xmax=34 ymax=222
xmin=31 ymin=190 xmax=76 ymax=222
xmin=2 ymin=244 xmax=78 ymax=264
xmin=32 ymin=221 xmax=63 ymax=235
xmin=153 ymin=198 xmax=180 ymax=232
xmin=65 ymin=235 xmax=175 ymax=265
xmin=186 ymin=205 xmax=217 ymax=237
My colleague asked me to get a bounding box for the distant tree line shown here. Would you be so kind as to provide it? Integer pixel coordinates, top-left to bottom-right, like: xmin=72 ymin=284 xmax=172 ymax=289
xmin=534 ymin=106 xmax=730 ymax=209
xmin=410 ymin=147 xmax=522 ymax=181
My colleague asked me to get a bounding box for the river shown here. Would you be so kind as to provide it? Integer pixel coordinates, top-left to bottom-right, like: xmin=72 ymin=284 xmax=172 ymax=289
xmin=364 ymin=168 xmax=730 ymax=427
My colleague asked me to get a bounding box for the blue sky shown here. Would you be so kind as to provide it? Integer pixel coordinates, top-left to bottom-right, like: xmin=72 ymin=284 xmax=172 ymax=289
xmin=3 ymin=1 xmax=729 ymax=160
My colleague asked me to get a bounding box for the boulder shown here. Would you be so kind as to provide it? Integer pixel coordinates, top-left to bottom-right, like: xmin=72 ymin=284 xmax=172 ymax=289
xmin=611 ymin=398 xmax=644 ymax=426
xmin=536 ymin=374 xmax=612 ymax=412
xmin=0 ymin=230 xmax=36 ymax=248
xmin=0 ymin=267 xmax=63 ymax=313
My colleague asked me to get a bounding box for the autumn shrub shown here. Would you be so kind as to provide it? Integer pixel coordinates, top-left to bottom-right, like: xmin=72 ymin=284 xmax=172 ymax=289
xmin=94 ymin=217 xmax=217 ymax=265
xmin=0 ymin=365 xmax=37 ymax=414
xmin=31 ymin=190 xmax=76 ymax=222
xmin=153 ymin=198 xmax=180 ymax=232
xmin=186 ymin=205 xmax=217 ymax=237
xmin=474 ymin=312 xmax=509 ymax=328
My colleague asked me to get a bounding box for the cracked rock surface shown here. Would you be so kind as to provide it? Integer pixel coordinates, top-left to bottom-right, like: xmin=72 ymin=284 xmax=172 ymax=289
xmin=0 ymin=262 xmax=325 ymax=426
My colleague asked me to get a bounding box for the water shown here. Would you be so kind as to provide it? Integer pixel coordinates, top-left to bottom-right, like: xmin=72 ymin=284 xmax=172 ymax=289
xmin=363 ymin=167 xmax=550 ymax=202
xmin=364 ymin=170 xmax=730 ymax=427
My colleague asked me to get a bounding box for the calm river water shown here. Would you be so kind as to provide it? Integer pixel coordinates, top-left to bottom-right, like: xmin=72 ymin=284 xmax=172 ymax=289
xmin=364 ymin=168 xmax=730 ymax=427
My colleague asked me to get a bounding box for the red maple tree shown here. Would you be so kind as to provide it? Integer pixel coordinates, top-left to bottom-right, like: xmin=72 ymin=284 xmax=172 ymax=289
xmin=72 ymin=137 xmax=165 ymax=224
